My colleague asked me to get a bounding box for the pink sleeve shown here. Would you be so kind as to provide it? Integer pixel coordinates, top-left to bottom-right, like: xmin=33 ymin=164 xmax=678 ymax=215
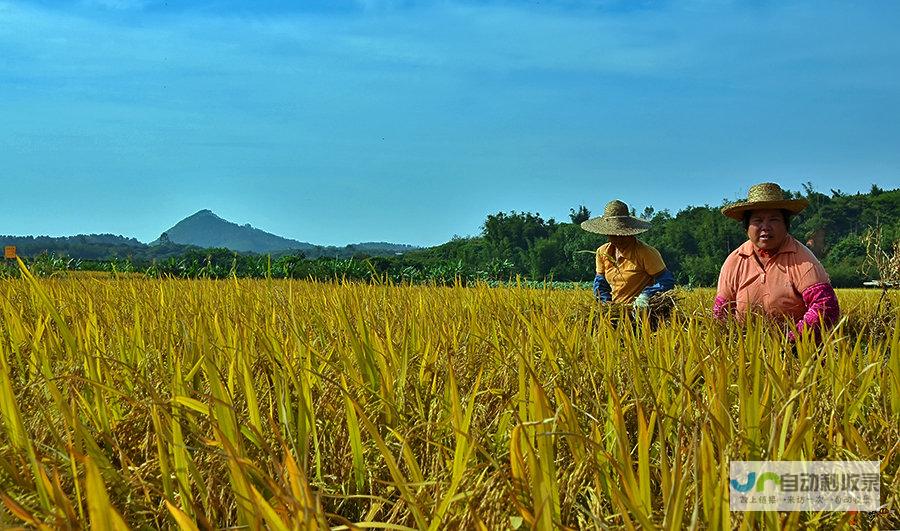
xmin=790 ymin=282 xmax=840 ymax=340
xmin=713 ymin=295 xmax=731 ymax=320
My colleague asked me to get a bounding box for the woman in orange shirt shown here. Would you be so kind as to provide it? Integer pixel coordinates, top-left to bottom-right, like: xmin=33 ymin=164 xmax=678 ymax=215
xmin=714 ymin=183 xmax=840 ymax=339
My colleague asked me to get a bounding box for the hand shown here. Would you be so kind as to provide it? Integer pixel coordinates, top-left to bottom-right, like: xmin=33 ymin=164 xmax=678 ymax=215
xmin=633 ymin=293 xmax=650 ymax=310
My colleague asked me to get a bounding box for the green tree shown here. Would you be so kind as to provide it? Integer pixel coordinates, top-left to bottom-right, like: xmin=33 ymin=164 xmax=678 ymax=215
xmin=569 ymin=205 xmax=591 ymax=224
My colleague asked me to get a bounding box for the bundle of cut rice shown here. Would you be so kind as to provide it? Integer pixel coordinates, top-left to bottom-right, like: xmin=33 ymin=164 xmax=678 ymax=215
xmin=598 ymin=291 xmax=682 ymax=329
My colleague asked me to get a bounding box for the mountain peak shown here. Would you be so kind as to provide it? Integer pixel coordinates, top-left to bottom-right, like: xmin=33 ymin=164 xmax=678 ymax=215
xmin=150 ymin=210 xmax=417 ymax=256
xmin=152 ymin=211 xmax=314 ymax=253
xmin=190 ymin=209 xmax=220 ymax=218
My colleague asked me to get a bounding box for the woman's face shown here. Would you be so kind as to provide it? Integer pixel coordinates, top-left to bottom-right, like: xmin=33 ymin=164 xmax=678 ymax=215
xmin=747 ymin=209 xmax=788 ymax=252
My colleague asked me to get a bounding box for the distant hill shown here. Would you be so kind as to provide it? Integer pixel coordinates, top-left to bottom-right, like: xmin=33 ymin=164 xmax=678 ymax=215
xmin=1 ymin=233 xmax=143 ymax=248
xmin=151 ymin=209 xmax=318 ymax=253
xmin=151 ymin=210 xmax=418 ymax=256
xmin=0 ymin=233 xmax=153 ymax=260
xmin=1 ymin=211 xmax=417 ymax=259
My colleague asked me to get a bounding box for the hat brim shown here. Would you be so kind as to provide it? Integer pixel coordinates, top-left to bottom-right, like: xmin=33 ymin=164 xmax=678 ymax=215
xmin=580 ymin=216 xmax=651 ymax=236
xmin=721 ymin=199 xmax=809 ymax=220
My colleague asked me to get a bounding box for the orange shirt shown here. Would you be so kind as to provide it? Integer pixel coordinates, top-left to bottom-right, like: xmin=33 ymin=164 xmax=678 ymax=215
xmin=716 ymin=236 xmax=830 ymax=321
xmin=595 ymin=240 xmax=667 ymax=303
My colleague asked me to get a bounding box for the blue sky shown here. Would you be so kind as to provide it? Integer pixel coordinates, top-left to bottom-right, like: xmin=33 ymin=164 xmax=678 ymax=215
xmin=1 ymin=0 xmax=898 ymax=246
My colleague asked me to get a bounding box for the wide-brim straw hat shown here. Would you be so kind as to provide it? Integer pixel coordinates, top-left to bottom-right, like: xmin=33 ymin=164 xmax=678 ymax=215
xmin=580 ymin=200 xmax=651 ymax=236
xmin=721 ymin=182 xmax=808 ymax=220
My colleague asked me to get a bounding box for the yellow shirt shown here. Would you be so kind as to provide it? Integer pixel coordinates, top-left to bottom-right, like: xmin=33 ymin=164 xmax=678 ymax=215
xmin=596 ymin=240 xmax=667 ymax=303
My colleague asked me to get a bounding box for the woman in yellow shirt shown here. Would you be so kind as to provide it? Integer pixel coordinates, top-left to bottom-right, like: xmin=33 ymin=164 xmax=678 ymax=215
xmin=581 ymin=200 xmax=675 ymax=309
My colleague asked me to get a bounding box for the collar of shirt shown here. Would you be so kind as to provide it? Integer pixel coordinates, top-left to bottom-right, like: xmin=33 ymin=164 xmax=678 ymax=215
xmin=609 ymin=239 xmax=637 ymax=262
xmin=737 ymin=236 xmax=800 ymax=259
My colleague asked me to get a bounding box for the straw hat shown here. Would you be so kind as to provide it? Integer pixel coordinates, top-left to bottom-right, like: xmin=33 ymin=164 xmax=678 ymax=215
xmin=580 ymin=200 xmax=651 ymax=236
xmin=721 ymin=182 xmax=809 ymax=220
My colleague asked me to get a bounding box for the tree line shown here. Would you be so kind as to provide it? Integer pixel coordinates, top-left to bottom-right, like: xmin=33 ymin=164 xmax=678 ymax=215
xmin=391 ymin=184 xmax=898 ymax=287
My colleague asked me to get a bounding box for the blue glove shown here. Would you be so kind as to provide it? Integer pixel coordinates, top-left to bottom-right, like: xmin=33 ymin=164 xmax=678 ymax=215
xmin=593 ymin=274 xmax=612 ymax=302
xmin=641 ymin=269 xmax=675 ymax=298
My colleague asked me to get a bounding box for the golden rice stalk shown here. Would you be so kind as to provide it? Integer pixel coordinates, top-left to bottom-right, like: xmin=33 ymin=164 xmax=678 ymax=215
xmin=164 ymin=501 xmax=199 ymax=531
xmin=428 ymin=366 xmax=481 ymax=530
xmin=350 ymin=398 xmax=428 ymax=529
xmin=84 ymin=455 xmax=129 ymax=531
xmin=342 ymin=374 xmax=366 ymax=493
xmin=0 ymin=336 xmax=51 ymax=513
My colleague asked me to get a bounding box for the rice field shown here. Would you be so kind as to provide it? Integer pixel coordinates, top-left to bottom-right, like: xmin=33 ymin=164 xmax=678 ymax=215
xmin=0 ymin=264 xmax=898 ymax=529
